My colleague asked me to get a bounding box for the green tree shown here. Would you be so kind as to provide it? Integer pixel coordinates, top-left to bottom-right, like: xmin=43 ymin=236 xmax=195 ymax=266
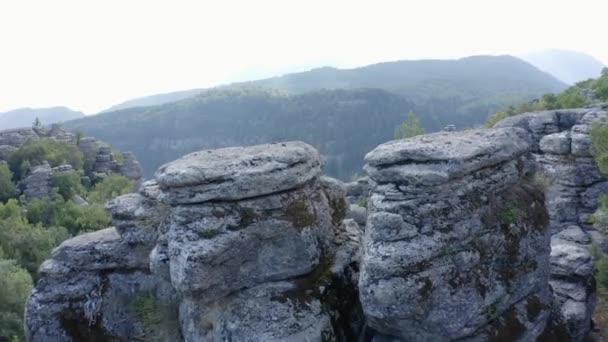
xmin=52 ymin=170 xmax=85 ymax=200
xmin=0 ymin=164 xmax=16 ymax=202
xmin=8 ymin=139 xmax=84 ymax=180
xmin=541 ymin=93 xmax=559 ymax=110
xmin=88 ymin=175 xmax=134 ymax=205
xmin=76 ymin=204 xmax=112 ymax=233
xmin=394 ymin=111 xmax=425 ymax=139
xmin=0 ymin=199 xmax=69 ymax=275
xmin=0 ymin=259 xmax=33 ymax=341
xmin=32 ymin=117 xmax=41 ymax=128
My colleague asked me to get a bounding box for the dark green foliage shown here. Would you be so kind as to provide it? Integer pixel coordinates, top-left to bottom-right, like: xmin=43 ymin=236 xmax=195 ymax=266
xmin=0 ymin=258 xmax=33 ymax=342
xmin=0 ymin=164 xmax=16 ymax=202
xmin=87 ymin=175 xmax=134 ymax=205
xmin=26 ymin=194 xmax=111 ymax=236
xmin=500 ymin=206 xmax=520 ymax=226
xmin=52 ymin=171 xmax=85 ymax=200
xmin=591 ymin=123 xmax=608 ymax=176
xmin=239 ymin=207 xmax=258 ymax=226
xmin=8 ymin=139 xmax=84 ymax=180
xmin=0 ymin=199 xmax=69 ymax=275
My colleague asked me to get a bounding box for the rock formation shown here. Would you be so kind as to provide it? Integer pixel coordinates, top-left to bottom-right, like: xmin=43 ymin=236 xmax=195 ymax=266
xmin=21 ymin=162 xmax=53 ymax=200
xmin=24 ymin=105 xmax=608 ymax=341
xmin=495 ymin=106 xmax=607 ymax=340
xmin=360 ymin=127 xmax=555 ymax=341
xmin=26 ymin=142 xmax=363 ymax=341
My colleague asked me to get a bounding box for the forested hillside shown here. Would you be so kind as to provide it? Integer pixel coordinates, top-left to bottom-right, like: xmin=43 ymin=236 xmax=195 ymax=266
xmin=65 ymin=88 xmax=415 ymax=180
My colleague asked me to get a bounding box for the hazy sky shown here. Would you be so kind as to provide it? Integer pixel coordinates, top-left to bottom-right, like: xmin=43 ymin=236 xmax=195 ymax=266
xmin=1 ymin=0 xmax=607 ymax=114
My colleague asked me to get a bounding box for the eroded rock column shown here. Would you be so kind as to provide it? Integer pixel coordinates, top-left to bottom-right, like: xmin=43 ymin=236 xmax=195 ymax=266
xmin=154 ymin=141 xmax=360 ymax=341
xmin=496 ymin=106 xmax=608 ymax=340
xmin=360 ymin=128 xmax=554 ymax=341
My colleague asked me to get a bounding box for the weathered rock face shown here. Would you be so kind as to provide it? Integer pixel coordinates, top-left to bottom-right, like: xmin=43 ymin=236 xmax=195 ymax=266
xmin=25 ymin=109 xmax=607 ymax=341
xmin=495 ymin=106 xmax=607 ymax=340
xmin=21 ymin=162 xmax=53 ymax=200
xmin=360 ymin=127 xmax=555 ymax=341
xmin=25 ymin=227 xmax=179 ymax=342
xmin=26 ymin=142 xmax=362 ymax=342
xmin=154 ymin=142 xmax=360 ymax=341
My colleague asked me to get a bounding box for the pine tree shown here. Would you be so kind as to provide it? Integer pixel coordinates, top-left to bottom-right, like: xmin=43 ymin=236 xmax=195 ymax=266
xmin=394 ymin=111 xmax=425 ymax=139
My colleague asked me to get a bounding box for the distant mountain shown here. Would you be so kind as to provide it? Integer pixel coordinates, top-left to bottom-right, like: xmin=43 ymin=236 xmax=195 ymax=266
xmin=100 ymin=88 xmax=205 ymax=113
xmin=0 ymin=107 xmax=84 ymax=130
xmin=66 ymin=55 xmax=568 ymax=179
xmin=519 ymin=49 xmax=606 ymax=85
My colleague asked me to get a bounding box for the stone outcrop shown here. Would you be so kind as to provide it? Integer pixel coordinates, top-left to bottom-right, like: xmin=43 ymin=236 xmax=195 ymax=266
xmin=21 ymin=162 xmax=53 ymax=200
xmin=360 ymin=127 xmax=555 ymax=341
xmin=495 ymin=106 xmax=607 ymax=340
xmin=25 ymin=106 xmax=608 ymax=341
xmin=26 ymin=142 xmax=363 ymax=342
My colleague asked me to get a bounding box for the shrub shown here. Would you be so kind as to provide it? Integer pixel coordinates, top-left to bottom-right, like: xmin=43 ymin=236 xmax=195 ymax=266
xmin=500 ymin=206 xmax=520 ymax=225
xmin=356 ymin=199 xmax=368 ymax=208
xmin=0 ymin=164 xmax=16 ymax=202
xmin=8 ymin=139 xmax=84 ymax=180
xmin=52 ymin=171 xmax=85 ymax=200
xmin=0 ymin=259 xmax=33 ymax=342
xmin=87 ymin=175 xmax=134 ymax=205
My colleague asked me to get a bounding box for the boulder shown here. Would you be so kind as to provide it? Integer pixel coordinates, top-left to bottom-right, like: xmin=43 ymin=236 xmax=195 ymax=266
xmin=540 ymin=131 xmax=571 ymax=155
xmin=155 ymin=141 xmax=322 ymax=204
xmin=22 ymin=162 xmax=53 ymax=200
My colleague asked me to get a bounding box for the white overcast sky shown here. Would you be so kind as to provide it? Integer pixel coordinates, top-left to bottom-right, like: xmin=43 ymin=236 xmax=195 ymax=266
xmin=1 ymin=0 xmax=607 ymax=114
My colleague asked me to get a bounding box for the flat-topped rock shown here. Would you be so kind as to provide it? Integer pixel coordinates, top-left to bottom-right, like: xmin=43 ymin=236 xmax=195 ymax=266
xmin=364 ymin=127 xmax=530 ymax=185
xmin=155 ymin=141 xmax=322 ymax=204
xmin=50 ymin=228 xmax=149 ymax=271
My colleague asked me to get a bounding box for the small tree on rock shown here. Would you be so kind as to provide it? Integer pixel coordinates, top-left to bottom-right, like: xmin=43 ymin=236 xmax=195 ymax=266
xmin=394 ymin=111 xmax=425 ymax=139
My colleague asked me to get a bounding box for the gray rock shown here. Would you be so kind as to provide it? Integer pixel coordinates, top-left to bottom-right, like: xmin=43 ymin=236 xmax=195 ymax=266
xmin=364 ymin=127 xmax=530 ymax=185
xmin=106 ymin=193 xmax=166 ymax=244
xmin=22 ymin=162 xmax=53 ymax=200
xmin=180 ymin=282 xmax=334 ymax=341
xmin=360 ymin=127 xmax=552 ymax=341
xmin=345 ymin=176 xmax=371 ymax=204
xmin=165 ymin=182 xmax=330 ymax=299
xmin=73 ymin=195 xmax=89 ymax=206
xmin=118 ymin=151 xmax=143 ymax=181
xmin=496 ymin=106 xmax=606 ymax=341
xmin=0 ymin=144 xmax=16 ymax=161
xmin=155 ymin=141 xmax=322 ymax=204
xmin=540 ymin=131 xmax=571 ymax=155
xmin=0 ymin=127 xmax=39 ymax=147
xmin=347 ymin=203 xmax=367 ymax=226
xmin=50 ymin=228 xmax=150 ymax=271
